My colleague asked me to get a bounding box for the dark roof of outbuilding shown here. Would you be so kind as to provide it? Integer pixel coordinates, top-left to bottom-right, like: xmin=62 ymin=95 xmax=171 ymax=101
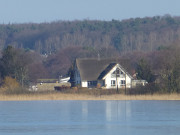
xmin=75 ymin=58 xmax=133 ymax=81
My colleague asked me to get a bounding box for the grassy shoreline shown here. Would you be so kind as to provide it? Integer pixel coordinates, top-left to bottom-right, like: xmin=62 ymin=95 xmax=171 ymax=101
xmin=0 ymin=92 xmax=180 ymax=101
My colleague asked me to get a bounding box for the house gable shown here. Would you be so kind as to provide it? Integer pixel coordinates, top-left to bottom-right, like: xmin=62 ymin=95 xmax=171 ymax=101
xmin=100 ymin=64 xmax=133 ymax=89
xmin=99 ymin=63 xmax=133 ymax=80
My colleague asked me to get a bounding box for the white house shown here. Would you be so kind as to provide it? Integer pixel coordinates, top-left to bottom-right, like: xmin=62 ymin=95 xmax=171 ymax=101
xmin=71 ymin=58 xmax=147 ymax=89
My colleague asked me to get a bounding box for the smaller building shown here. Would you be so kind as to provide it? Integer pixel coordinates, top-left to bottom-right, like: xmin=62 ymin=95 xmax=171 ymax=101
xmin=34 ymin=78 xmax=71 ymax=91
xmin=71 ymin=58 xmax=147 ymax=89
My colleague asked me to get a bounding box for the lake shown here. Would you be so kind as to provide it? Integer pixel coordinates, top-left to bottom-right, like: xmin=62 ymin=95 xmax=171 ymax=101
xmin=0 ymin=100 xmax=180 ymax=135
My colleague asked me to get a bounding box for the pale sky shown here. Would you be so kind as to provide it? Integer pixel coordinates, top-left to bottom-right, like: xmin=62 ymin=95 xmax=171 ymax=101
xmin=0 ymin=0 xmax=180 ymax=24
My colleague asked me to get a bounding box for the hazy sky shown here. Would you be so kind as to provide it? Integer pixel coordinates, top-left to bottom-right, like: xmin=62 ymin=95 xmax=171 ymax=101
xmin=0 ymin=0 xmax=180 ymax=24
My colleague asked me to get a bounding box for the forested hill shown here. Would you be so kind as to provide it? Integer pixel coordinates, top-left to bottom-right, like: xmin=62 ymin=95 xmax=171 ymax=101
xmin=1 ymin=15 xmax=180 ymax=55
xmin=2 ymin=15 xmax=180 ymax=94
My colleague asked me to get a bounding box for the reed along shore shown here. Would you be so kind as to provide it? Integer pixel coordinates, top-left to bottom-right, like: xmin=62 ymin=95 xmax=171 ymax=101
xmin=0 ymin=92 xmax=180 ymax=101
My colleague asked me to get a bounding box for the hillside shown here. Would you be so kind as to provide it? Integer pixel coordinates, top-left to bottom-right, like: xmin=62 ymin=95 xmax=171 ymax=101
xmin=0 ymin=15 xmax=180 ymax=55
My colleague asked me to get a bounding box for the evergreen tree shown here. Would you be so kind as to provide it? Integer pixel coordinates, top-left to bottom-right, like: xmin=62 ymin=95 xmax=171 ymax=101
xmin=136 ymin=58 xmax=154 ymax=83
xmin=0 ymin=46 xmax=31 ymax=87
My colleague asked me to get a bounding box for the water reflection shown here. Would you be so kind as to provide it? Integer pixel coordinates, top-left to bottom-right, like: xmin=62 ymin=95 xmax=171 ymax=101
xmin=105 ymin=101 xmax=132 ymax=122
xmin=105 ymin=101 xmax=112 ymax=121
xmin=82 ymin=101 xmax=88 ymax=120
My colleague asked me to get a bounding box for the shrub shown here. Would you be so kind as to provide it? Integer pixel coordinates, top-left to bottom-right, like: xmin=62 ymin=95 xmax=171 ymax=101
xmin=1 ymin=76 xmax=24 ymax=94
xmin=127 ymin=83 xmax=160 ymax=95
xmin=97 ymin=83 xmax=101 ymax=89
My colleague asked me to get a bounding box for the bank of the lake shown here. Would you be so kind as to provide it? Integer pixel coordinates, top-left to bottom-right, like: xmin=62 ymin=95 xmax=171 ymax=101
xmin=0 ymin=93 xmax=180 ymax=101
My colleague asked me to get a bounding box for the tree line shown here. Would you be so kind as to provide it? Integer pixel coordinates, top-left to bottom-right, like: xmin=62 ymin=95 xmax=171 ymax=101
xmin=0 ymin=15 xmax=180 ymax=93
xmin=1 ymin=43 xmax=180 ymax=94
xmin=0 ymin=15 xmax=180 ymax=55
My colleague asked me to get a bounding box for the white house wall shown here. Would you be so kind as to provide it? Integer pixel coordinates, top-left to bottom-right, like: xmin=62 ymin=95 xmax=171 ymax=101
xmin=74 ymin=64 xmax=88 ymax=87
xmin=125 ymin=77 xmax=131 ymax=88
xmin=82 ymin=81 xmax=88 ymax=87
xmin=103 ymin=64 xmax=132 ymax=89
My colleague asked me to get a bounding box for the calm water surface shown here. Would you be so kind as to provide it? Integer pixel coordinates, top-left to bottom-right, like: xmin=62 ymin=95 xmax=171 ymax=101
xmin=0 ymin=100 xmax=180 ymax=135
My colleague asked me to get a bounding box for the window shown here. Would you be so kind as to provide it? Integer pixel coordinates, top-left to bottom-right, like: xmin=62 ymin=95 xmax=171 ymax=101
xmin=111 ymin=80 xmax=116 ymax=86
xmin=88 ymin=81 xmax=97 ymax=88
xmin=111 ymin=68 xmax=123 ymax=78
xmin=120 ymin=71 xmax=124 ymax=75
xmin=121 ymin=80 xmax=126 ymax=85
xmin=116 ymin=68 xmax=120 ymax=74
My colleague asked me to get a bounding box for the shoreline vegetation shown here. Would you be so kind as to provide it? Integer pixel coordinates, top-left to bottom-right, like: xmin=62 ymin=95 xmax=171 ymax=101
xmin=0 ymin=91 xmax=180 ymax=101
xmin=1 ymin=82 xmax=180 ymax=101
